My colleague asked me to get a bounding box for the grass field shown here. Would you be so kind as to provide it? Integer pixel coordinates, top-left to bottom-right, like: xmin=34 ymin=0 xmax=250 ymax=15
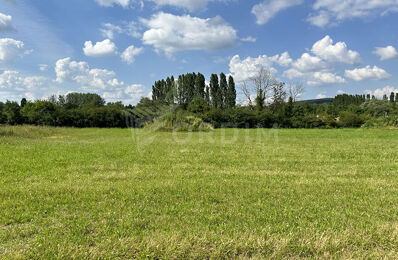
xmin=1 ymin=126 xmax=398 ymax=258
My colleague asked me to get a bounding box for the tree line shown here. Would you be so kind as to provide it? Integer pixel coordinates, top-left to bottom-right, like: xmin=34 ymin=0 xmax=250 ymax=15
xmin=1 ymin=67 xmax=398 ymax=129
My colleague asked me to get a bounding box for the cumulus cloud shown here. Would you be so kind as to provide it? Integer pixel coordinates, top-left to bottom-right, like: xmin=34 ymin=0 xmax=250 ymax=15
xmin=282 ymin=35 xmax=361 ymax=86
xmin=229 ymin=54 xmax=276 ymax=82
xmin=345 ymin=65 xmax=391 ymax=81
xmin=121 ymin=45 xmax=143 ymax=64
xmin=95 ymin=0 xmax=131 ymax=8
xmin=316 ymin=92 xmax=327 ymax=99
xmin=311 ymin=35 xmax=361 ymax=65
xmin=55 ymin=57 xmax=146 ymax=103
xmin=290 ymin=53 xmax=326 ymax=72
xmin=270 ymin=52 xmax=292 ymax=67
xmin=0 ymin=12 xmax=14 ymax=32
xmin=0 ymin=38 xmax=28 ymax=64
xmin=252 ymin=0 xmax=304 ymax=25
xmin=309 ymin=0 xmax=398 ymax=27
xmin=365 ymin=86 xmax=398 ymax=99
xmin=307 ymin=72 xmax=345 ymax=86
xmin=141 ymin=12 xmax=237 ymax=56
xmin=83 ymin=39 xmax=118 ymax=57
xmin=229 ymin=52 xmax=292 ymax=82
xmin=373 ymin=46 xmax=398 ymax=61
xmin=0 ymin=70 xmax=48 ymax=100
xmin=56 ymin=57 xmax=124 ymax=90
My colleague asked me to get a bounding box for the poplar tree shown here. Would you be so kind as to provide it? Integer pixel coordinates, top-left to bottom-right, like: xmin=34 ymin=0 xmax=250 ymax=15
xmin=195 ymin=73 xmax=206 ymax=99
xmin=210 ymin=74 xmax=221 ymax=108
xmin=226 ymin=75 xmax=236 ymax=108
xmin=219 ymin=73 xmax=228 ymax=107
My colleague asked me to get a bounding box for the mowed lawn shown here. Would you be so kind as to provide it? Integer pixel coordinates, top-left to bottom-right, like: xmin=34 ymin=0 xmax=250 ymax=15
xmin=1 ymin=126 xmax=398 ymax=258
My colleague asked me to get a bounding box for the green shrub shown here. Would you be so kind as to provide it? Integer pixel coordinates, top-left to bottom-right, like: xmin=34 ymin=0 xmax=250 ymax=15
xmin=147 ymin=111 xmax=213 ymax=132
xmin=362 ymin=116 xmax=398 ymax=129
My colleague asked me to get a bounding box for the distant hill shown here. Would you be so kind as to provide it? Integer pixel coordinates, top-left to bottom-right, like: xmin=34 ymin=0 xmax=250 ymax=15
xmin=297 ymin=98 xmax=334 ymax=105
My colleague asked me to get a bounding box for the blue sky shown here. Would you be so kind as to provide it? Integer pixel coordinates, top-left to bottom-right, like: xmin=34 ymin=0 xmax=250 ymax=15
xmin=1 ymin=0 xmax=398 ymax=104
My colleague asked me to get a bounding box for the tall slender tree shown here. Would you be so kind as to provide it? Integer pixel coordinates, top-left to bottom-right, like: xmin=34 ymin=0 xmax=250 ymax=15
xmin=226 ymin=75 xmax=236 ymax=108
xmin=205 ymin=84 xmax=210 ymax=106
xmin=210 ymin=74 xmax=221 ymax=108
xmin=195 ymin=73 xmax=206 ymax=99
xmin=219 ymin=73 xmax=228 ymax=107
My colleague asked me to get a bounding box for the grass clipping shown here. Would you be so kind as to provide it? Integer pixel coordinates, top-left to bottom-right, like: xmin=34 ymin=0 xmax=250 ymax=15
xmin=146 ymin=112 xmax=213 ymax=132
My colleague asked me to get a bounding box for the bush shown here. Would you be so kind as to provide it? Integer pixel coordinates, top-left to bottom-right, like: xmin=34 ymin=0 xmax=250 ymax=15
xmin=338 ymin=112 xmax=364 ymax=128
xmin=147 ymin=111 xmax=213 ymax=132
xmin=362 ymin=116 xmax=398 ymax=128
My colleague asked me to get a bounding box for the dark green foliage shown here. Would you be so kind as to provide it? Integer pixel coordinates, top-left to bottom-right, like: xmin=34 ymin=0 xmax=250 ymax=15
xmin=390 ymin=92 xmax=395 ymax=103
xmin=63 ymin=93 xmax=105 ymax=109
xmin=226 ymin=76 xmax=236 ymax=109
xmin=334 ymin=94 xmax=366 ymax=109
xmin=338 ymin=112 xmax=364 ymax=128
xmin=20 ymin=98 xmax=27 ymax=108
xmin=0 ymin=102 xmax=5 ymax=124
xmin=195 ymin=73 xmax=206 ymax=99
xmin=210 ymin=74 xmax=222 ymax=108
xmin=219 ymin=73 xmax=228 ymax=107
xmin=3 ymin=101 xmax=22 ymax=125
xmin=21 ymin=101 xmax=57 ymax=126
xmin=255 ymin=89 xmax=265 ymax=111
xmin=361 ymin=99 xmax=390 ymax=117
xmin=205 ymin=85 xmax=210 ymax=106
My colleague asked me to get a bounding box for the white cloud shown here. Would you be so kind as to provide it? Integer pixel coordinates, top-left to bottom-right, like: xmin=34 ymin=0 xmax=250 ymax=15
xmin=283 ymin=36 xmax=360 ymax=87
xmin=307 ymin=71 xmax=345 ymax=86
xmin=100 ymin=21 xmax=141 ymax=39
xmin=345 ymin=65 xmax=391 ymax=81
xmin=229 ymin=54 xmax=279 ymax=82
xmin=337 ymin=89 xmax=346 ymax=94
xmin=0 ymin=70 xmax=48 ymax=100
xmin=55 ymin=58 xmax=124 ymax=91
xmin=95 ymin=0 xmax=131 ymax=8
xmin=83 ymin=39 xmax=118 ymax=57
xmin=121 ymin=45 xmax=143 ymax=64
xmin=307 ymin=10 xmax=330 ymax=27
xmin=311 ymin=35 xmax=361 ymax=65
xmin=270 ymin=51 xmax=292 ymax=67
xmin=23 ymin=76 xmax=47 ymax=90
xmin=373 ymin=46 xmax=398 ymax=61
xmin=101 ymin=23 xmax=123 ymax=39
xmin=141 ymin=12 xmax=237 ymax=56
xmin=291 ymin=53 xmax=326 ymax=72
xmin=0 ymin=12 xmax=14 ymax=32
xmin=39 ymin=64 xmax=48 ymax=71
xmin=0 ymin=70 xmax=23 ymax=90
xmin=0 ymin=38 xmax=27 ymax=64
xmin=95 ymin=0 xmax=228 ymax=11
xmin=316 ymin=92 xmax=327 ymax=99
xmin=365 ymin=86 xmax=398 ymax=99
xmin=252 ymin=0 xmax=304 ymax=25
xmin=146 ymin=0 xmax=226 ymax=11
xmin=309 ymin=0 xmax=398 ymax=27
xmin=241 ymin=36 xmax=257 ymax=43
xmin=54 ymin=57 xmax=148 ymax=103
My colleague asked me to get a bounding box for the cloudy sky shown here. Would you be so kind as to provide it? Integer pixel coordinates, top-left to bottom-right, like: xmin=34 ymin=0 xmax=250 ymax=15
xmin=1 ymin=0 xmax=398 ymax=104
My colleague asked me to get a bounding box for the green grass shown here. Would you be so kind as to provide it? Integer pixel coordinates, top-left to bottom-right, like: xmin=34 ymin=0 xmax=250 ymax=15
xmin=1 ymin=126 xmax=398 ymax=258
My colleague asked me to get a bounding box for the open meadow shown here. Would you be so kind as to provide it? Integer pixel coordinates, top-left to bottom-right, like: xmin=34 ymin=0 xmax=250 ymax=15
xmin=1 ymin=126 xmax=398 ymax=258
